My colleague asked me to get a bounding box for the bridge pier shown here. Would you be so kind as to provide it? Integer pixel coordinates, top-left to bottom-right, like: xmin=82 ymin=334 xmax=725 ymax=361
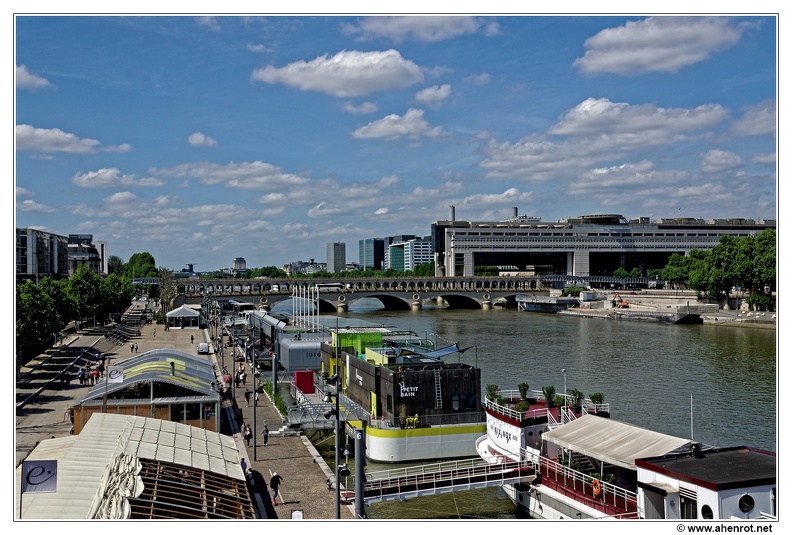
xmin=410 ymin=294 xmax=422 ymax=311
xmin=481 ymin=293 xmax=492 ymax=311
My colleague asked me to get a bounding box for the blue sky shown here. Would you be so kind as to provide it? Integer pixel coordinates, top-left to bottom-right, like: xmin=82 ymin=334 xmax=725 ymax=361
xmin=14 ymin=13 xmax=778 ymax=272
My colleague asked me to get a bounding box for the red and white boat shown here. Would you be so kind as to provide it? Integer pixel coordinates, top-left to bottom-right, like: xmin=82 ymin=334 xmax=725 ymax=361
xmin=476 ymin=389 xmax=776 ymax=520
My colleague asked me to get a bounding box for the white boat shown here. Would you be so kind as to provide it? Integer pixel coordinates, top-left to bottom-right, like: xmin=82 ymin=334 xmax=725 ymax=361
xmin=477 ymin=389 xmax=777 ymax=520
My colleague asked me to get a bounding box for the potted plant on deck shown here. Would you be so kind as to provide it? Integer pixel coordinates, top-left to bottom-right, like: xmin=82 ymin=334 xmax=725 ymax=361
xmin=542 ymin=385 xmax=556 ymax=408
xmin=518 ymin=382 xmax=530 ymax=401
xmin=567 ymin=388 xmax=585 ymax=413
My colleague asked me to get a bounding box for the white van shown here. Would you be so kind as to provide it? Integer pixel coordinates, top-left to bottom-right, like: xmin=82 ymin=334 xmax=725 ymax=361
xmin=197 ymin=342 xmax=210 ymax=354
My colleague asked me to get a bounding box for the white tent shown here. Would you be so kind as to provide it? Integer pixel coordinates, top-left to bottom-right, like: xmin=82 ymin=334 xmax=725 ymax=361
xmin=165 ymin=304 xmax=200 ymax=327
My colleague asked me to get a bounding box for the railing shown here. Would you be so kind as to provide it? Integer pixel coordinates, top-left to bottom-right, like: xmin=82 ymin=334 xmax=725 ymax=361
xmin=486 ymin=391 xmax=610 ymax=421
xmin=522 ymin=449 xmax=638 ymax=517
xmin=356 ymin=457 xmax=534 ymax=503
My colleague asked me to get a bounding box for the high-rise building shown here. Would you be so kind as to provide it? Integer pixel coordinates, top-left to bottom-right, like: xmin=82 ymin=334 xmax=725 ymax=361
xmin=326 ymin=242 xmax=346 ymax=273
xmin=231 ymin=257 xmax=247 ymax=274
xmin=358 ymin=238 xmax=385 ymax=270
xmin=16 ymin=228 xmax=69 ymax=283
xmin=387 ymin=236 xmax=432 ymax=272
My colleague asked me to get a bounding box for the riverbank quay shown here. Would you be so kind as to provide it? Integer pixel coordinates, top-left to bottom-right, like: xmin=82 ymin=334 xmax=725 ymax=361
xmin=559 ymin=306 xmax=776 ymax=329
xmin=15 ymin=302 xmax=356 ymax=520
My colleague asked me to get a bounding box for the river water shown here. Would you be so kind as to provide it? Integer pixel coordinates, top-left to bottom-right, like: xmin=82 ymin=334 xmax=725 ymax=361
xmin=273 ymin=301 xmax=777 ymax=520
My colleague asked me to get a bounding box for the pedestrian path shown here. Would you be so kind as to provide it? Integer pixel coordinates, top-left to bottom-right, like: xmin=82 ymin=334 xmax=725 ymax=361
xmin=216 ymin=335 xmax=356 ymax=519
xmin=15 ymin=300 xmax=357 ymax=520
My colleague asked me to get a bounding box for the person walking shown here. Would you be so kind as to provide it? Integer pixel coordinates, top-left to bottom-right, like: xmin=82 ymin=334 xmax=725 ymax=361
xmin=269 ymin=472 xmax=283 ymax=505
xmin=262 ymin=424 xmax=269 ymax=446
xmin=244 ymin=390 xmax=250 ymax=407
xmin=243 ymin=424 xmax=252 ymax=447
xmin=240 ymin=458 xmax=248 ymax=474
xmin=190 ymin=334 xmax=194 ymax=344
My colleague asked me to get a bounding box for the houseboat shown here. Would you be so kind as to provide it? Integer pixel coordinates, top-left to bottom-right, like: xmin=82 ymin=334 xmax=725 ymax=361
xmin=319 ymin=326 xmax=486 ymax=463
xmin=477 ymin=388 xmax=776 ymax=520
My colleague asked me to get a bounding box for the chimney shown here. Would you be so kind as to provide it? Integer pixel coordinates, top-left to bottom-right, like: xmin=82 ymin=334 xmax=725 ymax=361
xmin=449 ymin=205 xmax=455 ymax=222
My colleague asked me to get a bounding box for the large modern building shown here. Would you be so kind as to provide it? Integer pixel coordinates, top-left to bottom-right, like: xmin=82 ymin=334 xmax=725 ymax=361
xmin=359 ymin=238 xmax=386 ymax=270
xmin=432 ymin=206 xmax=776 ymax=278
xmin=326 ymin=241 xmax=346 ymax=273
xmin=15 ymin=228 xmax=70 ymax=283
xmin=388 ymin=236 xmax=433 ymax=272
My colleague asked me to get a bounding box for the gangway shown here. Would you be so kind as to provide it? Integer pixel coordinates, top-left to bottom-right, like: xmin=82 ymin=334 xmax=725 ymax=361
xmin=349 ymin=457 xmax=535 ymax=504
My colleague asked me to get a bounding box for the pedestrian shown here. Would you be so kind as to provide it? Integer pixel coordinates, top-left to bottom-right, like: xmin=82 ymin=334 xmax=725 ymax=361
xmin=153 ymin=329 xmax=156 ymax=337
xmin=244 ymin=390 xmax=250 ymax=407
xmin=130 ymin=341 xmax=134 ymax=353
xmin=93 ymin=368 xmax=100 ymax=384
xmin=240 ymin=370 xmax=246 ymax=386
xmin=240 ymin=458 xmax=248 ymax=474
xmin=270 ymin=472 xmax=283 ymax=505
xmin=191 ymin=334 xmax=194 ymax=344
xmin=262 ymin=424 xmax=269 ymax=446
xmin=234 ymin=373 xmax=240 ymax=388
xmin=244 ymin=424 xmax=252 ymax=446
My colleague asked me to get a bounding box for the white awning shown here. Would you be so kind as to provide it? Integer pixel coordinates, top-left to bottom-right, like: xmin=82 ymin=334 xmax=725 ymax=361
xmin=542 ymin=414 xmax=691 ymax=470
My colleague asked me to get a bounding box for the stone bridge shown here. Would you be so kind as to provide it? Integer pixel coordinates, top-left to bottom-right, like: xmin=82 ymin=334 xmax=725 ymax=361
xmin=171 ymin=276 xmax=548 ymax=312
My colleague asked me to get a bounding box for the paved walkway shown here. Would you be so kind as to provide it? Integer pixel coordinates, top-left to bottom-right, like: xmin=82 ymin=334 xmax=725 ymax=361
xmin=15 ymin=299 xmax=357 ymax=520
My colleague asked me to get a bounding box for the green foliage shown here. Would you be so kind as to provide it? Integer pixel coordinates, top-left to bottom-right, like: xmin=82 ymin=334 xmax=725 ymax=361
xmin=125 ymin=252 xmax=157 ymax=279
xmin=16 ymin=270 xmax=135 ymax=363
xmin=514 ymin=400 xmax=530 ymax=412
xmin=107 ymin=255 xmax=125 ymax=276
xmin=474 ymin=265 xmax=500 ymax=276
xmin=518 ymin=382 xmax=530 ymax=400
xmin=542 ymin=385 xmax=556 ymax=403
xmin=589 ymin=392 xmax=604 ymax=405
xmin=561 ymin=285 xmax=588 ymax=297
xmin=261 ymin=382 xmax=289 ymax=415
xmin=567 ymin=388 xmax=585 ymax=407
xmin=247 ymin=266 xmax=288 ymax=278
xmin=485 ymin=384 xmax=499 ymax=401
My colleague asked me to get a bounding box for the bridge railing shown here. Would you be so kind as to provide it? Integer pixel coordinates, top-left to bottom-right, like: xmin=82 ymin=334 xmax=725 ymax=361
xmin=357 ymin=457 xmax=532 ymax=502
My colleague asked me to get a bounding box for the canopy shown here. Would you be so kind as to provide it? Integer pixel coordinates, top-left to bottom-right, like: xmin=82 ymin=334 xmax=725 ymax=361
xmin=541 ymin=414 xmax=691 ymax=470
xmin=166 ymin=304 xmax=200 ymax=318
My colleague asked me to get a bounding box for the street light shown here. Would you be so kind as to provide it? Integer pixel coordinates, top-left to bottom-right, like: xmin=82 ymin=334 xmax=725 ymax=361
xmin=562 ymin=368 xmax=567 ymax=398
xmin=324 ymin=373 xmax=343 ymax=519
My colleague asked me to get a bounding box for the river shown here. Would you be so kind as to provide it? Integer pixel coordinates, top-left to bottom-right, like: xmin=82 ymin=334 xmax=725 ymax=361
xmin=272 ymin=301 xmax=777 ymax=520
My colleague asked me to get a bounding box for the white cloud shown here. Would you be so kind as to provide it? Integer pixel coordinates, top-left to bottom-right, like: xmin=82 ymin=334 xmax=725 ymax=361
xmin=700 ymin=150 xmax=743 ymax=174
xmin=730 ymin=100 xmax=776 ymax=137
xmin=574 ymin=17 xmax=748 ymax=75
xmin=72 ymin=168 xmax=165 ymax=188
xmin=188 ymin=131 xmax=217 ymax=147
xmin=247 ymin=43 xmax=271 ymax=53
xmin=465 ymin=72 xmax=491 ymax=86
xmin=149 ymin=160 xmax=310 ymax=190
xmin=16 ymin=199 xmax=56 ymax=213
xmin=341 ymin=101 xmax=378 ymax=114
xmin=341 ymin=16 xmax=498 ymax=43
xmin=251 ymin=49 xmax=424 ymax=97
xmin=16 ymin=187 xmax=34 ymax=197
xmin=104 ymin=191 xmax=139 ymax=204
xmin=415 ymin=84 xmax=451 ymax=107
xmin=16 ymin=65 xmax=51 ymax=90
xmin=752 ymin=153 xmax=776 ymax=165
xmin=196 ymin=17 xmax=220 ymax=31
xmin=16 ymin=124 xmax=101 ymax=153
xmin=352 ymin=108 xmax=448 ymax=140
xmin=16 ymin=124 xmax=130 ymax=154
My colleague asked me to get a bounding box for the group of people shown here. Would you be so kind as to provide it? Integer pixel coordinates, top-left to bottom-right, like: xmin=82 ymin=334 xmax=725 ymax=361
xmin=129 ymin=341 xmax=140 ymax=353
xmin=76 ymin=363 xmax=103 ymax=386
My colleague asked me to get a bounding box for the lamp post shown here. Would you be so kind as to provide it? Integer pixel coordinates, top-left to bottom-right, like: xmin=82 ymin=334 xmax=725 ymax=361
xmin=562 ymin=368 xmax=567 ymax=398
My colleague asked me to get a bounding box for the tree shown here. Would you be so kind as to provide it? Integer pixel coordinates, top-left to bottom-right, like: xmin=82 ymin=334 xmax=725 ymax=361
xmin=107 ymin=255 xmax=125 ymax=276
xmin=158 ymin=268 xmax=177 ymax=313
xmin=16 ymin=280 xmax=61 ymax=358
xmin=98 ymin=274 xmax=134 ymax=323
xmin=125 ymin=252 xmax=157 ymax=279
xmin=67 ymin=265 xmax=101 ymax=326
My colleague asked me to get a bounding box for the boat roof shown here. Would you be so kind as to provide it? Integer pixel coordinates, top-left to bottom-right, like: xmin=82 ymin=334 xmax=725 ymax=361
xmin=542 ymin=414 xmax=691 ymax=470
xmin=16 ymin=413 xmax=247 ymax=519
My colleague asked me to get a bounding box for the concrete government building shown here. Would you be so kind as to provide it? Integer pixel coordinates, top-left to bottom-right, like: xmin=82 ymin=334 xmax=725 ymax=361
xmin=431 ymin=207 xmax=775 ymax=278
